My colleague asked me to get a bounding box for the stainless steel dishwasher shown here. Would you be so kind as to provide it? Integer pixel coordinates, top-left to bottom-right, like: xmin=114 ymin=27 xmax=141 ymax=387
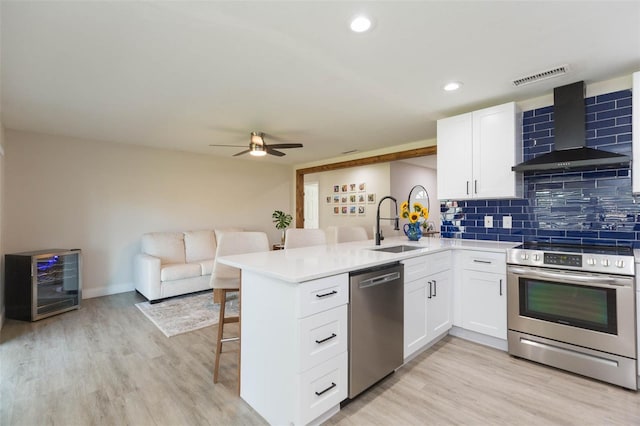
xmin=348 ymin=262 xmax=404 ymax=398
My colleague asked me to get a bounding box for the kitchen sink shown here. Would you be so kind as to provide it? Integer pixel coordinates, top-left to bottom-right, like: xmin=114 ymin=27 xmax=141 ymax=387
xmin=370 ymin=245 xmax=422 ymax=253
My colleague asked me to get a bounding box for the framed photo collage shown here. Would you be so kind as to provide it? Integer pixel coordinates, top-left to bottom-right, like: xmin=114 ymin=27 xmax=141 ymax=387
xmin=325 ymin=182 xmax=376 ymax=216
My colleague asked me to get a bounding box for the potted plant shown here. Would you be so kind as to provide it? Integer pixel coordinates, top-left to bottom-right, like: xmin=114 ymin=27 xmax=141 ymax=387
xmin=272 ymin=210 xmax=293 ymax=245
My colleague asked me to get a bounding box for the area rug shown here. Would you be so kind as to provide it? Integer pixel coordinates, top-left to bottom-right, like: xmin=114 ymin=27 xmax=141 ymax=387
xmin=135 ymin=291 xmax=238 ymax=337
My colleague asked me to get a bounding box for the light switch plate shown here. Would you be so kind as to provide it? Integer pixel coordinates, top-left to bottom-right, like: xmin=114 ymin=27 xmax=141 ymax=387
xmin=484 ymin=216 xmax=493 ymax=228
xmin=503 ymin=216 xmax=512 ymax=229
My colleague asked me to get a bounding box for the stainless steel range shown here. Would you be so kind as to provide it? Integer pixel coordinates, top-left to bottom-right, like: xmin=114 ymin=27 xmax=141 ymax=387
xmin=507 ymin=242 xmax=637 ymax=390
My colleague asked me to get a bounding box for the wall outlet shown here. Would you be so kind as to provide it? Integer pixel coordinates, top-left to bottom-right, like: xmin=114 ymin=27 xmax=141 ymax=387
xmin=484 ymin=216 xmax=493 ymax=228
xmin=503 ymin=215 xmax=512 ymax=229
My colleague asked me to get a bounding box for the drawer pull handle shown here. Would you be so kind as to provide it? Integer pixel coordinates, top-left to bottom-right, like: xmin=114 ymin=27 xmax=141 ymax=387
xmin=315 ymin=333 xmax=337 ymax=344
xmin=473 ymin=260 xmax=492 ymax=264
xmin=316 ymin=290 xmax=337 ymax=298
xmin=433 ymin=279 xmax=437 ymax=297
xmin=315 ymin=382 xmax=337 ymax=396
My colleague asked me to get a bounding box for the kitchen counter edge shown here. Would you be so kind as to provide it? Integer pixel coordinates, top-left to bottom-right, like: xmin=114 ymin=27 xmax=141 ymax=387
xmin=217 ymin=237 xmax=518 ymax=284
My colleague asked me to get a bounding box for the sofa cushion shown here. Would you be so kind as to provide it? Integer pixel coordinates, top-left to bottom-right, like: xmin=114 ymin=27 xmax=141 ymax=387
xmin=214 ymin=227 xmax=243 ymax=245
xmin=195 ymin=259 xmax=215 ymax=276
xmin=160 ymin=263 xmax=201 ymax=282
xmin=142 ymin=232 xmax=186 ymax=264
xmin=184 ymin=230 xmax=216 ymax=263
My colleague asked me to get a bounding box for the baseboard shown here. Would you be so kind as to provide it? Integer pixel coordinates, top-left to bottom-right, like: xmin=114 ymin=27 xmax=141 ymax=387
xmin=82 ymin=282 xmax=135 ymax=299
xmin=448 ymin=326 xmax=508 ymax=351
xmin=402 ymin=330 xmax=450 ymax=364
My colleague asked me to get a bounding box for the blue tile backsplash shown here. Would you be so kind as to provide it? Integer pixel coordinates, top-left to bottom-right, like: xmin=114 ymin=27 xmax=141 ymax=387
xmin=441 ymin=88 xmax=639 ymax=248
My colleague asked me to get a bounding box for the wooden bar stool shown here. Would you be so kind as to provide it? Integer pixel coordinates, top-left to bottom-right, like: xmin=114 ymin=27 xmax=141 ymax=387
xmin=210 ymin=231 xmax=269 ymax=387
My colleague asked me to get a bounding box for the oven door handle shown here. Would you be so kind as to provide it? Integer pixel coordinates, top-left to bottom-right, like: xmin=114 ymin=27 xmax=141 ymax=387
xmin=508 ymin=267 xmax=631 ymax=287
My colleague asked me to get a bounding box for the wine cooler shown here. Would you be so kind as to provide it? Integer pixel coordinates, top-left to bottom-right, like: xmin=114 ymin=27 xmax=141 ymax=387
xmin=5 ymin=249 xmax=82 ymax=321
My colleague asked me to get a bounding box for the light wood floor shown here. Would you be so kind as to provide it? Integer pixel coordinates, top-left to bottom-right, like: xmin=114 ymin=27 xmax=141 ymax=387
xmin=1 ymin=291 xmax=639 ymax=426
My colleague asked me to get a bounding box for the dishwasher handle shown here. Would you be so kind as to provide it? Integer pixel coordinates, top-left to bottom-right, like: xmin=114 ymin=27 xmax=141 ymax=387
xmin=358 ymin=271 xmax=401 ymax=289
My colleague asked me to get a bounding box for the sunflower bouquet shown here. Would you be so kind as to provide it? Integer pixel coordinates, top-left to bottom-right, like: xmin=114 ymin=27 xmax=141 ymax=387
xmin=400 ymin=201 xmax=429 ymax=225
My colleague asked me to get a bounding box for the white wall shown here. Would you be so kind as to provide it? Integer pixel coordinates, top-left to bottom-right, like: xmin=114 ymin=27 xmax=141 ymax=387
xmin=3 ymin=130 xmax=292 ymax=298
xmin=390 ymin=161 xmax=440 ymax=229
xmin=306 ymin=163 xmax=391 ymax=237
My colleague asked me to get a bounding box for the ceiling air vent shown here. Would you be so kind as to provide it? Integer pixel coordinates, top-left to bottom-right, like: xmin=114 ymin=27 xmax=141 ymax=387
xmin=512 ymin=65 xmax=569 ymax=87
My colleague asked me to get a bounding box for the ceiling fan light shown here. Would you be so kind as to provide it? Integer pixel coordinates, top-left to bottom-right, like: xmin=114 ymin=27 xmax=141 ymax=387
xmin=249 ymin=142 xmax=267 ymax=156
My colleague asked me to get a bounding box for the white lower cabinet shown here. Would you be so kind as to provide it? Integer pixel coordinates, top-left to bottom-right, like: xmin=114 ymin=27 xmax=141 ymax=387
xmin=299 ymin=351 xmax=348 ymax=425
xmin=404 ymin=278 xmax=429 ymax=356
xmin=459 ymin=251 xmax=507 ymax=340
xmin=428 ymin=270 xmax=452 ymax=338
xmin=403 ymin=252 xmax=452 ymax=359
xmin=240 ymin=271 xmax=348 ymax=426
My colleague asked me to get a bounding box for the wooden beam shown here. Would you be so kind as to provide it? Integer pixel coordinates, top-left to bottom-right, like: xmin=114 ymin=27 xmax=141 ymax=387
xmin=295 ymin=146 xmax=437 ymax=227
xmin=295 ymin=169 xmax=305 ymax=228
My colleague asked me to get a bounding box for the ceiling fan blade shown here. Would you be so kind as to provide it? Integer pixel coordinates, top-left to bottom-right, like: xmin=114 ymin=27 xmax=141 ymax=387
xmin=233 ymin=149 xmax=251 ymax=157
xmin=209 ymin=144 xmax=247 ymax=147
xmin=262 ymin=132 xmax=304 ymax=142
xmin=268 ymin=143 xmax=303 ymax=149
xmin=266 ymin=148 xmax=286 ymax=157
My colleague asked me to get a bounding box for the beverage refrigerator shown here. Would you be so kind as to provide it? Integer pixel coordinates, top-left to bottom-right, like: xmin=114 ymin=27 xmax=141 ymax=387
xmin=5 ymin=249 xmax=82 ymax=321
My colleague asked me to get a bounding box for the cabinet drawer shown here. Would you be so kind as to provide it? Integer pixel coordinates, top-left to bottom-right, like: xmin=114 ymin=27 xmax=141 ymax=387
xmin=459 ymin=250 xmax=506 ymax=274
xmin=426 ymin=250 xmax=451 ymax=275
xmin=298 ymin=274 xmax=348 ymax=318
xmin=298 ymin=305 xmax=348 ymax=373
xmin=403 ymin=251 xmax=451 ymax=281
xmin=299 ymin=351 xmax=348 ymax=426
xmin=403 ymin=256 xmax=429 ymax=282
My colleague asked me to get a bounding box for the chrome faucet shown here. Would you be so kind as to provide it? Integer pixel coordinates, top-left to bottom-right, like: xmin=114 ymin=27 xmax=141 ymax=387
xmin=375 ymin=196 xmax=400 ymax=245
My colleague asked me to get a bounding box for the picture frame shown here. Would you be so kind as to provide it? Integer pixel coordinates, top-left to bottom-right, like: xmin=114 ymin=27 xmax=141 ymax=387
xmin=359 ymin=182 xmax=366 ymax=192
xmin=341 ymin=195 xmax=348 ymax=203
xmin=349 ymin=205 xmax=357 ymax=215
xmin=333 ymin=206 xmax=340 ymax=215
xmin=333 ymin=195 xmax=340 ymax=204
xmin=341 ymin=206 xmax=348 ymax=215
xmin=333 ymin=185 xmax=340 ymax=193
xmin=349 ymin=183 xmax=357 ymax=192
xmin=367 ymin=193 xmax=376 ymax=204
xmin=358 ymin=193 xmax=366 ymax=203
xmin=325 ymin=196 xmax=332 ymax=204
xmin=358 ymin=205 xmax=366 ymax=215
xmin=341 ymin=184 xmax=348 ymax=193
xmin=349 ymin=194 xmax=356 ymax=203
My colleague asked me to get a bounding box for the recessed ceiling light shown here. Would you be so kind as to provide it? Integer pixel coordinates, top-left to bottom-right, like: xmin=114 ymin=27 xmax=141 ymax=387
xmin=443 ymin=81 xmax=463 ymax=92
xmin=350 ymin=16 xmax=372 ymax=33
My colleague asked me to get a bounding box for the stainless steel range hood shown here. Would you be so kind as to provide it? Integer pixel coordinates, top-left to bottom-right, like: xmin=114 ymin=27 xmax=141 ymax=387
xmin=512 ymin=81 xmax=630 ymax=172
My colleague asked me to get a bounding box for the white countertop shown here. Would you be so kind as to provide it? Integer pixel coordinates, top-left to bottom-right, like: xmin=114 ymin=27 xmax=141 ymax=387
xmin=217 ymin=236 xmax=518 ymax=283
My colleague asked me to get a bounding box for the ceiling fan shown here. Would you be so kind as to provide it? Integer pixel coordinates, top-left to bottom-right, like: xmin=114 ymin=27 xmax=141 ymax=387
xmin=209 ymin=132 xmax=303 ymax=157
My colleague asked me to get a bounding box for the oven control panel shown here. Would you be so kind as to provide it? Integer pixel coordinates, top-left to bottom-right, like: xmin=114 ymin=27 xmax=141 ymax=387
xmin=544 ymin=252 xmax=582 ymax=267
xmin=507 ymin=249 xmax=635 ymax=276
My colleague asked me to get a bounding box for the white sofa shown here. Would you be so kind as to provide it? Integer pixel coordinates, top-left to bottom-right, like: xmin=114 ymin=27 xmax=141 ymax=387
xmin=134 ymin=229 xmax=239 ymax=303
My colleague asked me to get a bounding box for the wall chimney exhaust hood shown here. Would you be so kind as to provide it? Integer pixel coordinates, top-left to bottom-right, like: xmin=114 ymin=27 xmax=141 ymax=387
xmin=512 ymin=81 xmax=630 ymax=172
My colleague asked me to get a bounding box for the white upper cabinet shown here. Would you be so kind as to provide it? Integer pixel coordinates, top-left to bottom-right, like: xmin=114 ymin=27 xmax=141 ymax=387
xmin=632 ymin=72 xmax=639 ymax=193
xmin=437 ymin=102 xmax=523 ymax=200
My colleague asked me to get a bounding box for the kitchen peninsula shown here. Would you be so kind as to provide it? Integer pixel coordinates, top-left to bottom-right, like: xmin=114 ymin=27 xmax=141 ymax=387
xmin=218 ymin=237 xmax=516 ymax=426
